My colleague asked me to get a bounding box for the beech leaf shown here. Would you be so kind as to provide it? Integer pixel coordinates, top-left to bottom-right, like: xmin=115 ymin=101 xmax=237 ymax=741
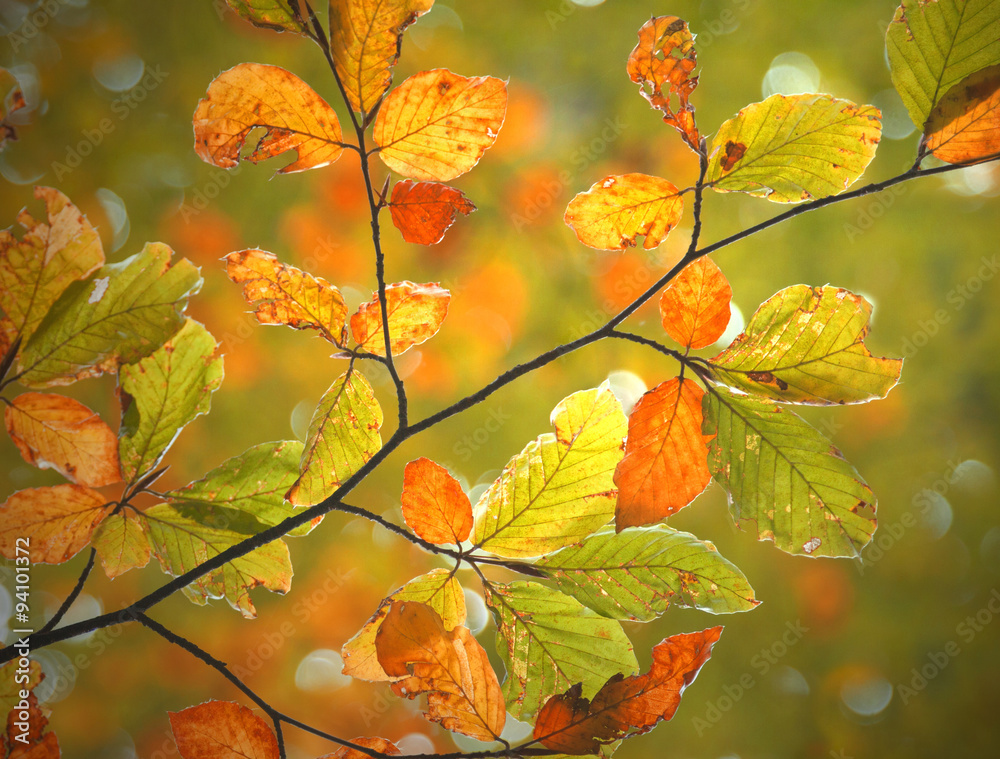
xmin=389 ymin=180 xmax=476 ymax=245
xmin=91 ymin=511 xmax=151 ymax=579
xmin=318 ymin=737 xmax=400 ymax=759
xmin=224 ymin=0 xmax=307 ymax=33
xmin=925 ymin=64 xmax=1000 ymax=164
xmin=4 ymin=691 xmax=59 ymax=758
xmin=0 ymin=67 xmax=27 ymax=152
xmin=659 ymin=256 xmax=732 ymax=350
xmin=401 ymin=457 xmax=473 ymax=545
xmin=169 ymin=700 xmax=278 ymax=759
xmin=0 ymin=484 xmax=110 ymax=564
xmin=350 ymin=281 xmax=450 ymax=357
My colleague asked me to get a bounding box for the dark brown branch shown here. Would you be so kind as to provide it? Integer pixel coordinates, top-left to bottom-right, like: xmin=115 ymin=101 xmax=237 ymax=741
xmin=35 ymin=549 xmax=96 ymax=637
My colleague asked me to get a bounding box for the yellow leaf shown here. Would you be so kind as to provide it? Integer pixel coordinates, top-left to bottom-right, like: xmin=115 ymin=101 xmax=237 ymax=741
xmin=350 ymin=281 xmax=450 ymax=356
xmin=564 ymin=174 xmax=683 ymax=251
xmin=0 ymin=485 xmax=110 ymax=564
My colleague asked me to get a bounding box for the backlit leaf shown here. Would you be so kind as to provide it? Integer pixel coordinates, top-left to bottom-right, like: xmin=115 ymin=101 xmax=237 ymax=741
xmin=342 ymin=568 xmax=466 ymax=682
xmin=373 ymin=69 xmax=507 ymax=181
xmin=169 ymin=700 xmax=278 ymax=759
xmin=287 ymin=368 xmax=383 ymax=506
xmin=925 ymin=64 xmax=1000 ymax=163
xmin=91 ymin=511 xmax=151 ymax=579
xmin=486 ymin=581 xmax=637 ymax=721
xmin=886 ymin=0 xmax=1000 ymax=129
xmin=536 ymin=526 xmax=758 ymax=620
xmin=224 ymin=0 xmax=307 ymax=33
xmin=193 ymin=63 xmax=344 ymax=174
xmin=0 ymin=484 xmax=109 ymax=564
xmin=564 ymin=174 xmax=683 ymax=251
xmin=705 ymin=94 xmax=882 ymax=203
xmin=376 ymin=601 xmax=505 ymax=741
xmin=0 ymin=187 xmax=104 ymax=353
xmin=224 ymin=248 xmax=348 ymax=345
xmin=318 ymin=737 xmax=400 ymax=759
xmin=17 ymin=242 xmax=201 ymax=388
xmin=0 ymin=67 xmax=26 ymax=152
xmin=533 ymin=627 xmax=722 ymax=754
xmin=1 ymin=660 xmax=42 ymax=723
xmin=389 ymin=180 xmax=476 ymax=245
xmin=329 ymin=0 xmax=435 ymax=114
xmin=613 ymin=378 xmax=713 ymax=529
xmin=710 ymin=285 xmax=903 ymax=405
xmin=472 ymin=383 xmax=627 ymax=559
xmin=118 ymin=319 xmax=224 ymax=482
xmin=350 ymin=281 xmax=450 ymax=357
xmin=627 ymin=16 xmax=700 ymax=150
xmin=703 ymin=386 xmax=877 ymax=558
xmin=659 ymin=256 xmax=731 ymax=350
xmin=401 ymin=457 xmax=473 ymax=545
xmin=4 ymin=691 xmax=59 ymax=758
xmin=5 ymin=392 xmax=121 ymax=487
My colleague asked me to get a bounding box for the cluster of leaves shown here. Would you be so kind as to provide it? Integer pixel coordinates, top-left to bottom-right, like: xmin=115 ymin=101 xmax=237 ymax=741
xmin=2 ymin=0 xmax=1000 ymax=757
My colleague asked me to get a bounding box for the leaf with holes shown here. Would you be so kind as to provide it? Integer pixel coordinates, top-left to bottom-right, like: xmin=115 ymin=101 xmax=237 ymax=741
xmin=91 ymin=511 xmax=151 ymax=579
xmin=564 ymin=174 xmax=683 ymax=251
xmin=925 ymin=64 xmax=1000 ymax=163
xmin=4 ymin=691 xmax=59 ymax=758
xmin=169 ymin=700 xmax=278 ymax=759
xmin=0 ymin=484 xmax=110 ymax=564
xmin=350 ymin=281 xmax=450 ymax=357
xmin=659 ymin=257 xmax=732 ymax=349
xmin=389 ymin=180 xmax=476 ymax=245
xmin=401 ymin=458 xmax=473 ymax=545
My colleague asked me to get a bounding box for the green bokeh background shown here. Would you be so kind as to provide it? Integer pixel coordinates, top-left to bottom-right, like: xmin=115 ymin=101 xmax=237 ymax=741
xmin=2 ymin=1 xmax=999 ymax=757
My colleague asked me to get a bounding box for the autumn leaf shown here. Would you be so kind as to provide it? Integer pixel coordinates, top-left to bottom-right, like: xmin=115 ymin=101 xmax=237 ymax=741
xmin=703 ymin=386 xmax=877 ymax=558
xmin=169 ymin=700 xmax=278 ymax=759
xmin=564 ymin=174 xmax=684 ymax=251
xmin=318 ymin=737 xmax=400 ymax=759
xmin=0 ymin=187 xmax=104 ymax=355
xmin=472 ymin=382 xmax=627 ymax=559
xmin=118 ymin=319 xmax=224 ymax=482
xmin=287 ymin=369 xmax=383 ymax=506
xmin=5 ymin=392 xmax=121 ymax=487
xmin=329 ymin=0 xmax=435 ymax=114
xmin=224 ymin=0 xmax=307 ymax=33
xmin=1 ymin=660 xmax=41 ymax=722
xmin=659 ymin=256 xmax=732 ymax=349
xmin=486 ymin=581 xmax=637 ymax=722
xmin=886 ymin=0 xmax=1000 ymax=129
xmin=627 ymin=16 xmax=700 ymax=150
xmin=401 ymin=458 xmax=473 ymax=545
xmin=706 ymin=94 xmax=882 ymax=203
xmin=193 ymin=63 xmax=345 ymax=174
xmin=613 ymin=378 xmax=713 ymax=530
xmin=0 ymin=67 xmax=26 ymax=152
xmin=373 ymin=69 xmax=507 ymax=181
xmin=535 ymin=525 xmax=758 ymax=621
xmin=342 ymin=568 xmax=466 ymax=682
xmin=389 ymin=180 xmax=476 ymax=245
xmin=375 ymin=601 xmax=506 ymax=741
xmin=925 ymin=64 xmax=1000 ymax=163
xmin=0 ymin=484 xmax=110 ymax=564
xmin=91 ymin=511 xmax=151 ymax=579
xmin=5 ymin=691 xmax=60 ymax=759
xmin=17 ymin=242 xmax=201 ymax=388
xmin=532 ymin=627 xmax=723 ymax=754
xmin=710 ymin=285 xmax=903 ymax=405
xmin=350 ymin=281 xmax=450 ymax=356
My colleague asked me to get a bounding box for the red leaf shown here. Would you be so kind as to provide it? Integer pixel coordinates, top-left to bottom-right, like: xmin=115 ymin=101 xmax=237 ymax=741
xmin=401 ymin=458 xmax=474 ymax=545
xmin=659 ymin=256 xmax=732 ymax=349
xmin=389 ymin=180 xmax=476 ymax=245
xmin=169 ymin=700 xmax=278 ymax=759
xmin=317 ymin=737 xmax=400 ymax=759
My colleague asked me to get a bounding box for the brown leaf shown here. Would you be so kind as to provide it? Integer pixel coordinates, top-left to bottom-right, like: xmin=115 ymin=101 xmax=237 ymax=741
xmin=350 ymin=281 xmax=450 ymax=356
xmin=373 ymin=69 xmax=507 ymax=181
xmin=389 ymin=180 xmax=476 ymax=245
xmin=5 ymin=392 xmax=121 ymax=487
xmin=0 ymin=485 xmax=110 ymax=564
xmin=564 ymin=174 xmax=683 ymax=251
xmin=193 ymin=63 xmax=344 ymax=174
xmin=658 ymin=256 xmax=732 ymax=349
xmin=627 ymin=16 xmax=700 ymax=150
xmin=317 ymin=737 xmax=400 ymax=759
xmin=533 ymin=626 xmax=723 ymax=754
xmin=614 ymin=378 xmax=713 ymax=530
xmin=169 ymin=700 xmax=278 ymax=759
xmin=6 ymin=692 xmax=60 ymax=759
xmin=401 ymin=458 xmax=473 ymax=545
xmin=375 ymin=601 xmax=506 ymax=742
xmin=926 ymin=64 xmax=1000 ymax=164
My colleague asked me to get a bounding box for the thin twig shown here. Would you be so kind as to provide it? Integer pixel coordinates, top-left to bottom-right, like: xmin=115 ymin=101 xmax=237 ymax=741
xmin=35 ymin=549 xmax=96 ymax=637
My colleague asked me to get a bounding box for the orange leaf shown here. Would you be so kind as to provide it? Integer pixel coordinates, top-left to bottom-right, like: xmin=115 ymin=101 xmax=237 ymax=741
xmin=350 ymin=281 xmax=450 ymax=356
xmin=169 ymin=701 xmax=278 ymax=759
xmin=627 ymin=16 xmax=700 ymax=150
xmin=193 ymin=63 xmax=344 ymax=174
xmin=926 ymin=64 xmax=1000 ymax=164
xmin=373 ymin=69 xmax=507 ymax=181
xmin=614 ymin=378 xmax=713 ymax=530
xmin=0 ymin=484 xmax=110 ymax=564
xmin=318 ymin=737 xmax=400 ymax=759
xmin=564 ymin=174 xmax=683 ymax=251
xmin=658 ymin=256 xmax=732 ymax=349
xmin=5 ymin=392 xmax=121 ymax=487
xmin=375 ymin=601 xmax=506 ymax=742
xmin=329 ymin=0 xmax=435 ymax=114
xmin=533 ymin=626 xmax=723 ymax=754
xmin=401 ymin=458 xmax=473 ymax=545
xmin=5 ymin=692 xmax=60 ymax=759
xmin=389 ymin=180 xmax=476 ymax=245
xmin=224 ymin=249 xmax=348 ymax=345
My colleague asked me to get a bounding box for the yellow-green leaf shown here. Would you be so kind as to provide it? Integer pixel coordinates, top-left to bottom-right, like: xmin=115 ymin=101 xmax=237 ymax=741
xmin=91 ymin=511 xmax=151 ymax=579
xmin=224 ymin=0 xmax=307 ymax=33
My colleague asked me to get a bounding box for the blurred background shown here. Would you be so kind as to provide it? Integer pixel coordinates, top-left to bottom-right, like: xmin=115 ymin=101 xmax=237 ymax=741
xmin=1 ymin=0 xmax=999 ymax=757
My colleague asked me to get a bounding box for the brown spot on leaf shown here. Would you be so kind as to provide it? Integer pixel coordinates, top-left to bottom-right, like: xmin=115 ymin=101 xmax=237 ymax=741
xmin=746 ymin=370 xmax=788 ymax=390
xmin=720 ymin=141 xmax=746 ymax=172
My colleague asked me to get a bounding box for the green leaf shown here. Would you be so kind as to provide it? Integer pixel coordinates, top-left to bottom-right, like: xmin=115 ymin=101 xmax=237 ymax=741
xmin=224 ymin=0 xmax=307 ymax=33
xmin=485 ymin=580 xmax=637 ymax=722
xmin=17 ymin=242 xmax=202 ymax=388
xmin=118 ymin=319 xmax=223 ymax=482
xmin=140 ymin=502 xmax=292 ymax=618
xmin=703 ymin=386 xmax=877 ymax=558
xmin=287 ymin=368 xmax=383 ymax=506
xmin=472 ymin=383 xmax=627 ymax=558
xmin=886 ymin=0 xmax=1000 ymax=129
xmin=91 ymin=511 xmax=151 ymax=578
xmin=705 ymin=94 xmax=882 ymax=203
xmin=710 ymin=285 xmax=903 ymax=405
xmin=166 ymin=440 xmax=316 ymax=537
xmin=534 ymin=525 xmax=759 ymax=621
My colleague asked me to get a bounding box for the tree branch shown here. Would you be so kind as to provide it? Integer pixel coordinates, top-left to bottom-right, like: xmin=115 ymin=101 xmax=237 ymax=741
xmin=35 ymin=549 xmax=95 ymax=637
